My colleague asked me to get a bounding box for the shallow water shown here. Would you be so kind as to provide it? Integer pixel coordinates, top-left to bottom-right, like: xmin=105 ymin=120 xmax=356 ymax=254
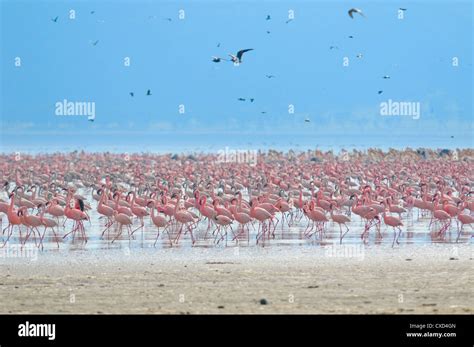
xmin=1 ymin=189 xmax=472 ymax=260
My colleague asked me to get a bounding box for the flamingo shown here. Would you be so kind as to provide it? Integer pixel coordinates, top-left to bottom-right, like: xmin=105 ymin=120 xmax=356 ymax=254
xmin=329 ymin=204 xmax=351 ymax=244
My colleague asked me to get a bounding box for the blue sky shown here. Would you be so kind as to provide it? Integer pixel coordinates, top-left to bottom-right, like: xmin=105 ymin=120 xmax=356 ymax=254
xmin=1 ymin=0 xmax=472 ymax=153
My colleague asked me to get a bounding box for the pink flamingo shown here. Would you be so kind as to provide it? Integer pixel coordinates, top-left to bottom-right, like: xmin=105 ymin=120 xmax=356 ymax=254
xmin=329 ymin=204 xmax=351 ymax=244
xmin=97 ymin=189 xmax=115 ymax=238
xmin=38 ymin=204 xmax=60 ymax=248
xmin=63 ymin=193 xmax=88 ymax=243
xmin=2 ymin=193 xmax=23 ymax=247
xmin=173 ymin=194 xmax=197 ymax=245
xmin=250 ymin=198 xmax=273 ymax=245
xmin=128 ymin=191 xmax=149 ymax=235
xmin=382 ymin=209 xmax=403 ymax=247
xmin=150 ymin=200 xmax=170 ymax=246
xmin=111 ymin=211 xmax=133 ymax=243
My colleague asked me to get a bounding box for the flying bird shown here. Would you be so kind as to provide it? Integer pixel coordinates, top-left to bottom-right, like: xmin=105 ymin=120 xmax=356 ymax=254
xmin=217 ymin=42 xmax=221 ymax=47
xmin=51 ymin=16 xmax=59 ymax=22
xmin=305 ymin=118 xmax=310 ymax=123
xmin=229 ymin=49 xmax=254 ymax=64
xmin=265 ymin=75 xmax=276 ymax=79
xmin=383 ymin=75 xmax=391 ymax=79
xmin=146 ymin=89 xmax=152 ymax=96
xmin=356 ymin=53 xmax=363 ymax=58
xmin=266 ymin=30 xmax=271 ymax=34
xmin=266 ymin=15 xmax=271 ymax=20
xmin=329 ymin=46 xmax=339 ymax=50
xmin=261 ymin=111 xmax=267 ymax=114
xmin=378 ymin=90 xmax=383 ymax=94
xmin=90 ymin=11 xmax=95 ymax=15
xmin=348 ymin=35 xmax=354 ymax=39
xmin=238 ymin=98 xmax=246 ymax=102
xmin=250 ymin=98 xmax=255 ymax=103
xmin=399 ymin=8 xmax=407 ymax=11
xmin=164 ymin=17 xmax=172 ymax=21
xmin=212 ymin=56 xmax=225 ymax=63
xmin=92 ymin=40 xmax=99 ymax=46
xmin=285 ymin=18 xmax=293 ymax=24
xmin=130 ymin=92 xmax=134 ymax=97
xmin=348 ymin=8 xmax=365 ymax=18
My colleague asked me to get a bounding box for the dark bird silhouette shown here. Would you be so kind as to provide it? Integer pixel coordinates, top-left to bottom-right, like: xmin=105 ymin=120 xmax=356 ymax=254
xmin=383 ymin=75 xmax=391 ymax=79
xmin=399 ymin=8 xmax=407 ymax=11
xmin=92 ymin=40 xmax=99 ymax=46
xmin=261 ymin=111 xmax=267 ymax=114
xmin=348 ymin=35 xmax=354 ymax=39
xmin=238 ymin=98 xmax=246 ymax=102
xmin=250 ymin=98 xmax=255 ymax=103
xmin=217 ymin=42 xmax=221 ymax=48
xmin=285 ymin=18 xmax=293 ymax=24
xmin=212 ymin=56 xmax=225 ymax=63
xmin=266 ymin=15 xmax=271 ymax=20
xmin=348 ymin=8 xmax=365 ymax=18
xmin=378 ymin=90 xmax=383 ymax=94
xmin=305 ymin=118 xmax=310 ymax=123
xmin=229 ymin=49 xmax=254 ymax=63
xmin=329 ymin=46 xmax=339 ymax=50
xmin=130 ymin=92 xmax=134 ymax=97
xmin=266 ymin=30 xmax=271 ymax=34
xmin=450 ymin=135 xmax=454 ymax=138
xmin=146 ymin=89 xmax=152 ymax=96
xmin=51 ymin=16 xmax=59 ymax=22
xmin=90 ymin=11 xmax=95 ymax=14
xmin=164 ymin=18 xmax=172 ymax=22
xmin=265 ymin=75 xmax=275 ymax=79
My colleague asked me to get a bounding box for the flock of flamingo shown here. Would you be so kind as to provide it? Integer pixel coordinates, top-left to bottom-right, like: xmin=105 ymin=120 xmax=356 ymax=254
xmin=1 ymin=149 xmax=473 ymax=250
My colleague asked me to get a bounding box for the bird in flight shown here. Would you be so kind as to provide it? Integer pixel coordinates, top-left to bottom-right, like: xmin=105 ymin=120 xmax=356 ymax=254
xmin=250 ymin=98 xmax=255 ymax=103
xmin=146 ymin=89 xmax=152 ymax=96
xmin=356 ymin=53 xmax=363 ymax=58
xmin=130 ymin=92 xmax=134 ymax=97
xmin=329 ymin=46 xmax=339 ymax=50
xmin=261 ymin=111 xmax=267 ymax=114
xmin=51 ymin=16 xmax=59 ymax=22
xmin=399 ymin=8 xmax=407 ymax=11
xmin=229 ymin=49 xmax=254 ymax=64
xmin=266 ymin=30 xmax=271 ymax=34
xmin=164 ymin=17 xmax=172 ymax=22
xmin=212 ymin=56 xmax=226 ymax=63
xmin=378 ymin=90 xmax=383 ymax=94
xmin=217 ymin=42 xmax=221 ymax=48
xmin=348 ymin=35 xmax=354 ymax=39
xmin=383 ymin=75 xmax=391 ymax=79
xmin=92 ymin=40 xmax=99 ymax=46
xmin=238 ymin=98 xmax=246 ymax=102
xmin=305 ymin=118 xmax=310 ymax=123
xmin=265 ymin=75 xmax=276 ymax=79
xmin=285 ymin=18 xmax=293 ymax=24
xmin=266 ymin=15 xmax=271 ymax=20
xmin=90 ymin=11 xmax=95 ymax=15
xmin=348 ymin=8 xmax=365 ymax=18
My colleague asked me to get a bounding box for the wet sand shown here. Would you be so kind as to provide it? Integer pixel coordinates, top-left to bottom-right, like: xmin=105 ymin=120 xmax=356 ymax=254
xmin=1 ymin=243 xmax=472 ymax=314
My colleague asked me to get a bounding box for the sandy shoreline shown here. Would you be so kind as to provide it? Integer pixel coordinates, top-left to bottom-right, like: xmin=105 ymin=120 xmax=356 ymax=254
xmin=0 ymin=244 xmax=472 ymax=314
